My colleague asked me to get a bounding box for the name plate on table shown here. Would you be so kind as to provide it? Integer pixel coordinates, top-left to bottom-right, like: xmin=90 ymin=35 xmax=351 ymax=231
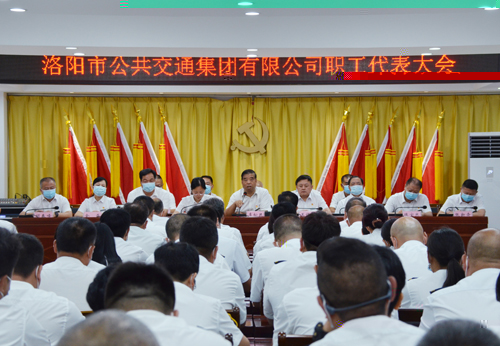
xmin=247 ymin=211 xmax=265 ymax=217
xmin=34 ymin=211 xmax=54 ymax=218
xmin=84 ymin=212 xmax=102 ymax=218
xmin=403 ymin=211 xmax=422 ymax=217
xmin=453 ymin=211 xmax=473 ymax=217
xmin=299 ymin=211 xmax=314 ymax=217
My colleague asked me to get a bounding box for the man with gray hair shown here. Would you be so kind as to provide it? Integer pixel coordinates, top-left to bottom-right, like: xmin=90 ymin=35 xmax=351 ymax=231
xmin=20 ymin=177 xmax=72 ymax=217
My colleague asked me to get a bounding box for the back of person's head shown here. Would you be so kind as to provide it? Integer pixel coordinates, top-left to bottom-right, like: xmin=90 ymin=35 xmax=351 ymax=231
xmin=427 ymin=228 xmax=465 ymax=288
xmin=466 ymin=228 xmax=500 ymax=274
xmin=302 ymin=212 xmax=340 ymax=251
xmin=105 ymin=262 xmax=175 ymax=315
xmin=347 ymin=205 xmax=364 ymax=224
xmin=93 ymin=222 xmax=122 ymax=266
xmin=0 ymin=228 xmax=21 ymax=279
xmin=381 ymin=218 xmax=397 ymax=247
xmin=187 ymin=204 xmax=218 ymax=224
xmin=362 ymin=204 xmax=388 ymax=231
xmin=202 ymin=198 xmax=225 ymax=222
xmin=155 ymin=242 xmax=200 ymax=282
xmin=277 ymin=191 xmax=299 ymax=207
xmin=462 ymin=179 xmax=479 ymax=191
xmin=344 ymin=197 xmax=367 ymax=214
xmin=390 ymin=216 xmax=425 ymax=248
xmin=273 ymin=214 xmax=302 ymax=243
xmin=166 ymin=214 xmax=190 ymax=241
xmin=153 ymin=198 xmax=164 ymax=215
xmin=416 ymin=320 xmax=500 ymax=346
xmin=58 ymin=310 xmax=160 ymax=346
xmin=123 ymin=203 xmax=149 ymax=226
xmin=268 ymin=202 xmax=297 ymax=234
xmin=134 ymin=195 xmax=155 ymax=215
xmin=13 ymin=233 xmax=44 ymax=278
xmin=86 ymin=265 xmax=119 ymax=312
xmin=56 ymin=217 xmax=97 ymax=256
xmin=179 ymin=216 xmax=218 ymax=259
xmin=317 ymin=237 xmax=389 ymax=322
xmin=372 ymin=245 xmax=406 ymax=315
xmin=100 ymin=208 xmax=131 ymax=239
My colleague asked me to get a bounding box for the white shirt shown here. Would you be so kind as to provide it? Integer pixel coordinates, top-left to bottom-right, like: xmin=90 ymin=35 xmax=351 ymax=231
xmin=330 ymin=190 xmax=349 ymax=210
xmin=127 ymin=186 xmax=176 ymax=210
xmin=384 ymin=191 xmax=432 ymax=214
xmin=336 ymin=194 xmax=376 ymax=214
xmin=310 ymin=315 xmax=424 ymax=346
xmin=194 ymin=256 xmax=247 ymax=324
xmin=114 ymin=237 xmax=148 ymax=262
xmin=220 ymin=224 xmax=245 ymax=248
xmin=339 ymin=219 xmax=349 ymax=233
xmin=401 ymin=269 xmax=447 ymax=309
xmin=273 ymin=286 xmax=324 ymax=346
xmin=439 ymin=193 xmax=485 ymax=214
xmin=340 ymin=220 xmax=363 ymax=238
xmin=256 ymin=222 xmax=270 ymax=242
xmin=293 ymin=190 xmax=329 ymax=212
xmin=152 ymin=214 xmax=169 ymax=229
xmin=127 ymin=225 xmax=165 ymax=256
xmin=175 ymin=194 xmax=214 ymax=214
xmin=208 ymin=192 xmax=224 ymax=203
xmin=39 ymin=256 xmax=99 ymax=311
xmin=174 ymin=282 xmax=244 ymax=346
xmin=87 ymin=260 xmax=106 ymax=271
xmin=394 ymin=240 xmax=429 ymax=280
xmin=253 ymin=232 xmax=275 ymax=255
xmin=0 ymin=299 xmax=51 ymax=346
xmin=127 ymin=310 xmax=231 ymax=346
xmin=4 ymin=280 xmax=84 ymax=345
xmin=217 ymin=235 xmax=251 ymax=283
xmin=250 ymin=238 xmax=302 ymax=303
xmin=146 ymin=219 xmax=167 ymax=238
xmin=420 ymin=268 xmax=500 ymax=331
xmin=77 ymin=195 xmax=116 ymax=213
xmin=264 ymin=251 xmax=317 ymax=319
xmin=357 ymin=228 xmax=385 ymax=246
xmin=21 ymin=193 xmax=72 ymax=214
xmin=0 ymin=220 xmax=17 ymax=233
xmin=227 ymin=187 xmax=274 ymax=213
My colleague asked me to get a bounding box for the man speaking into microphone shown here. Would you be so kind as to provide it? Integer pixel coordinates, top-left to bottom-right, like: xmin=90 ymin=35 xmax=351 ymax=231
xmin=20 ymin=177 xmax=72 ymax=217
xmin=225 ymin=169 xmax=274 ymax=216
xmin=384 ymin=177 xmax=433 ymax=216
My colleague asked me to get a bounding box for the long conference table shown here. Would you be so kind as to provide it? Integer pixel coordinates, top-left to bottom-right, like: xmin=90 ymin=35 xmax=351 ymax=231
xmin=11 ymin=215 xmax=488 ymax=264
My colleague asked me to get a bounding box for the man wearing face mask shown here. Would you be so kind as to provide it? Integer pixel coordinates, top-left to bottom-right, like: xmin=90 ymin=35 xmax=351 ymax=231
xmin=329 ymin=174 xmax=352 ymax=213
xmin=438 ymin=179 xmax=485 ymax=216
xmin=385 ymin=178 xmax=433 ymax=216
xmin=127 ymin=169 xmax=176 ymax=214
xmin=20 ymin=177 xmax=73 ymax=217
xmin=335 ymin=176 xmax=375 ymax=215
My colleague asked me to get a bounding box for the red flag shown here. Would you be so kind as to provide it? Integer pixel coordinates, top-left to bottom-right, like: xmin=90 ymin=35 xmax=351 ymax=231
xmin=317 ymin=122 xmax=349 ymax=206
xmin=138 ymin=122 xmax=160 ymax=174
xmin=64 ymin=127 xmax=89 ymax=204
xmin=391 ymin=126 xmax=417 ymax=194
xmin=116 ymin=123 xmax=134 ymax=199
xmin=376 ymin=126 xmax=396 ymax=203
xmin=349 ymin=124 xmax=377 ymax=199
xmin=162 ymin=121 xmax=190 ymax=204
xmin=422 ymin=128 xmax=443 ymax=203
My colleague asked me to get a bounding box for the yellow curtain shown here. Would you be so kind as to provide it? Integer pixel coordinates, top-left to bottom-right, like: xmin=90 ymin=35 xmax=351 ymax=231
xmin=8 ymin=95 xmax=500 ymax=203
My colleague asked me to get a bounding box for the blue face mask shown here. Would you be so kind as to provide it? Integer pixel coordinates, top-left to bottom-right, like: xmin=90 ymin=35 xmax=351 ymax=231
xmin=343 ymin=185 xmax=350 ymax=194
xmin=405 ymin=191 xmax=418 ymax=201
xmin=205 ymin=185 xmax=212 ymax=194
xmin=93 ymin=186 xmax=107 ymax=197
xmin=350 ymin=185 xmax=363 ymax=196
xmin=142 ymin=182 xmax=156 ymax=193
xmin=42 ymin=189 xmax=56 ymax=200
xmin=462 ymin=193 xmax=474 ymax=203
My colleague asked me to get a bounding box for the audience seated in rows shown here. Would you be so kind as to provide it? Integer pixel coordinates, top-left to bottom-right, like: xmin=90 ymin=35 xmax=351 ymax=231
xmin=123 ymin=202 xmax=165 ymax=256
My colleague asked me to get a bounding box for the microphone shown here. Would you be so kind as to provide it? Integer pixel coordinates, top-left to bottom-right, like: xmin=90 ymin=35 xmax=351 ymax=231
xmin=337 ymin=207 xmax=345 ymax=214
xmin=237 ymin=192 xmax=247 ymax=214
xmin=180 ymin=204 xmax=198 ymax=214
xmin=446 ymin=206 xmax=478 ymax=213
xmin=20 ymin=206 xmax=59 ymax=217
xmin=394 ymin=205 xmax=427 ymax=213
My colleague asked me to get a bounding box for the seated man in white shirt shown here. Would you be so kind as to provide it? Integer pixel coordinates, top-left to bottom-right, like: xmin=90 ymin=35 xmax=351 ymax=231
xmin=203 ymin=197 xmax=245 ymax=248
xmin=417 ymin=320 xmax=500 ymax=346
xmin=58 ymin=310 xmax=160 ymax=346
xmin=329 ymin=173 xmax=352 ymax=213
xmin=385 ymin=177 xmax=433 ymax=216
xmin=20 ymin=176 xmax=73 ymax=217
xmin=311 ymin=237 xmax=424 ymax=346
xmin=401 ymin=228 xmax=465 ymax=309
xmin=293 ymin=174 xmax=332 ymax=215
xmin=179 ymin=216 xmax=247 ymax=325
xmin=264 ymin=212 xmax=341 ymax=323
xmin=134 ymin=195 xmax=167 ymax=238
xmin=100 ymin=208 xmax=148 ymax=263
xmin=420 ymin=228 xmax=500 ymax=331
xmin=202 ymin=175 xmax=224 ymax=202
xmin=122 ymin=203 xmax=166 ymax=256
xmin=0 ymin=229 xmax=51 ymax=346
xmin=154 ymin=242 xmax=250 ymax=346
xmin=251 ymin=213 xmax=302 ymax=309
xmin=5 ymin=233 xmax=84 ymax=344
xmin=152 ymin=198 xmax=169 ymax=228
xmin=39 ymin=217 xmax=100 ymax=311
xmin=127 ymin=169 xmax=176 ymax=214
xmin=339 ymin=197 xmax=366 ymax=234
xmin=390 ymin=216 xmax=429 ymax=280
xmin=104 ymin=262 xmax=230 ymax=346
xmin=341 ymin=204 xmax=364 ymax=238
xmin=165 ymin=213 xmax=189 ymax=242
xmin=335 ymin=176 xmax=375 ymax=214
xmin=225 ymin=169 xmax=274 ymax=216
xmin=438 ymin=179 xmax=486 ymax=216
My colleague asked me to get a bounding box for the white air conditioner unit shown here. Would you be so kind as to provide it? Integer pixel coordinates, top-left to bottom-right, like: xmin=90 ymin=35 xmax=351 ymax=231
xmin=468 ymin=132 xmax=500 ymax=229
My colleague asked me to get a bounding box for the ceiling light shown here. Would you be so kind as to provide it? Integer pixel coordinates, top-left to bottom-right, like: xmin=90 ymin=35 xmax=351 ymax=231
xmin=335 ymin=92 xmax=340 ymax=94
xmin=421 ymin=53 xmax=432 ymax=56
xmin=424 ymin=91 xmax=429 ymax=93
xmin=66 ymin=47 xmax=77 ymax=50
xmin=159 ymin=92 xmax=164 ymax=94
xmin=10 ymin=8 xmax=26 ymax=12
xmin=69 ymin=92 xmax=74 ymax=94
xmin=429 ymin=47 xmax=441 ymax=50
xmin=74 ymin=52 xmax=85 ymax=56
xmin=245 ymin=12 xmax=259 ymax=15
xmin=238 ymin=1 xmax=253 ymax=5
xmin=498 ymin=87 xmax=500 ymax=89
xmin=483 ymin=7 xmax=499 ymax=10
xmin=247 ymin=48 xmax=258 ymax=52
xmin=247 ymin=54 xmax=258 ymax=57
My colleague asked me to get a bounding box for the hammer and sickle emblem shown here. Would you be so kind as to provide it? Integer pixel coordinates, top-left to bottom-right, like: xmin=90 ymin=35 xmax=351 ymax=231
xmin=230 ymin=117 xmax=269 ymax=154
